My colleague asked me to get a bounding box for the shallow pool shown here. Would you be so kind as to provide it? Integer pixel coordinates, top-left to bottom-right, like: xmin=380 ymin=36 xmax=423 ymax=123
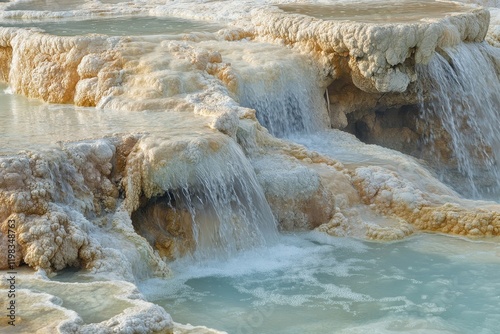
xmin=139 ymin=232 xmax=500 ymax=334
xmin=0 ymin=84 xmax=212 ymax=155
xmin=278 ymin=0 xmax=465 ymax=23
xmin=0 ymin=15 xmax=222 ymax=36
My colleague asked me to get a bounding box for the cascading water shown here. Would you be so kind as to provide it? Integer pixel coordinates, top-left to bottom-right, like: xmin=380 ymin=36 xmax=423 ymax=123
xmin=131 ymin=136 xmax=279 ymax=261
xmin=416 ymin=42 xmax=500 ymax=199
xmin=3 ymin=1 xmax=500 ymax=333
xmin=235 ymin=59 xmax=328 ymax=137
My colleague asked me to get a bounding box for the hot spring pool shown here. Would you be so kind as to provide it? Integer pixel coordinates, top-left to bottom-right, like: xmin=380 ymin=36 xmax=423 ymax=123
xmin=278 ymin=0 xmax=465 ymax=23
xmin=139 ymin=232 xmax=500 ymax=334
xmin=0 ymin=15 xmax=222 ymax=36
xmin=0 ymin=84 xmax=212 ymax=156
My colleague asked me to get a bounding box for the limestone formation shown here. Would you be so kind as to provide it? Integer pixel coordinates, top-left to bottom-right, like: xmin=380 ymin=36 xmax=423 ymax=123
xmin=0 ymin=2 xmax=500 ymax=333
xmin=250 ymin=5 xmax=489 ymax=92
xmin=0 ymin=270 xmax=173 ymax=333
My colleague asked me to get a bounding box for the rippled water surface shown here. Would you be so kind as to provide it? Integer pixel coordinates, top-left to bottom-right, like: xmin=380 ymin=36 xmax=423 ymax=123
xmin=140 ymin=232 xmax=500 ymax=334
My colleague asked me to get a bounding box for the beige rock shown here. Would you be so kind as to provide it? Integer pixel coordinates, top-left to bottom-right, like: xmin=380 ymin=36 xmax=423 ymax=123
xmin=250 ymin=7 xmax=489 ymax=93
xmin=0 ymin=270 xmax=174 ymax=334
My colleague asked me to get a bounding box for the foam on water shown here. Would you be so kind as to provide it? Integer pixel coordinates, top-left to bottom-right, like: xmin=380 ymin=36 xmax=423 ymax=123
xmin=140 ymin=232 xmax=500 ymax=334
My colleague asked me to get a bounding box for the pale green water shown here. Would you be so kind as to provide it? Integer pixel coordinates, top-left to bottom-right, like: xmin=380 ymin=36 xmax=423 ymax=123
xmin=3 ymin=0 xmax=156 ymax=11
xmin=140 ymin=232 xmax=500 ymax=334
xmin=0 ymin=84 xmax=210 ymax=155
xmin=278 ymin=0 xmax=465 ymax=23
xmin=4 ymin=0 xmax=83 ymax=11
xmin=0 ymin=16 xmax=222 ymax=36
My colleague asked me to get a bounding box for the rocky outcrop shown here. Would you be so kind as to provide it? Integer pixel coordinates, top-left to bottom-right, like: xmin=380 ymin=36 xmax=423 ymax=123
xmin=251 ymin=5 xmax=489 ymax=92
xmin=0 ymin=28 xmax=123 ymax=104
xmin=0 ymin=136 xmax=176 ymax=280
xmin=248 ymin=4 xmax=497 ymax=177
xmin=351 ymin=165 xmax=500 ymax=236
xmin=3 ymin=2 xmax=500 ymax=334
xmin=1 ymin=2 xmax=498 ymax=253
xmin=0 ymin=270 xmax=174 ymax=334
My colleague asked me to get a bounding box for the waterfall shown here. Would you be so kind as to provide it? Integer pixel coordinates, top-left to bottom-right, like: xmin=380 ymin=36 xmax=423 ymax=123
xmin=235 ymin=59 xmax=328 ymax=137
xmin=131 ymin=137 xmax=279 ymax=261
xmin=417 ymin=43 xmax=500 ymax=199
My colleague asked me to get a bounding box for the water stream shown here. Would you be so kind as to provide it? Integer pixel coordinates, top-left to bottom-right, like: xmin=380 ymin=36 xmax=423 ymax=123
xmin=235 ymin=57 xmax=327 ymax=137
xmin=417 ymin=43 xmax=500 ymax=199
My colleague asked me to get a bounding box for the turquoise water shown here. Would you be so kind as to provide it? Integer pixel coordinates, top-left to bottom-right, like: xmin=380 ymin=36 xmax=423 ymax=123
xmin=140 ymin=232 xmax=500 ymax=334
